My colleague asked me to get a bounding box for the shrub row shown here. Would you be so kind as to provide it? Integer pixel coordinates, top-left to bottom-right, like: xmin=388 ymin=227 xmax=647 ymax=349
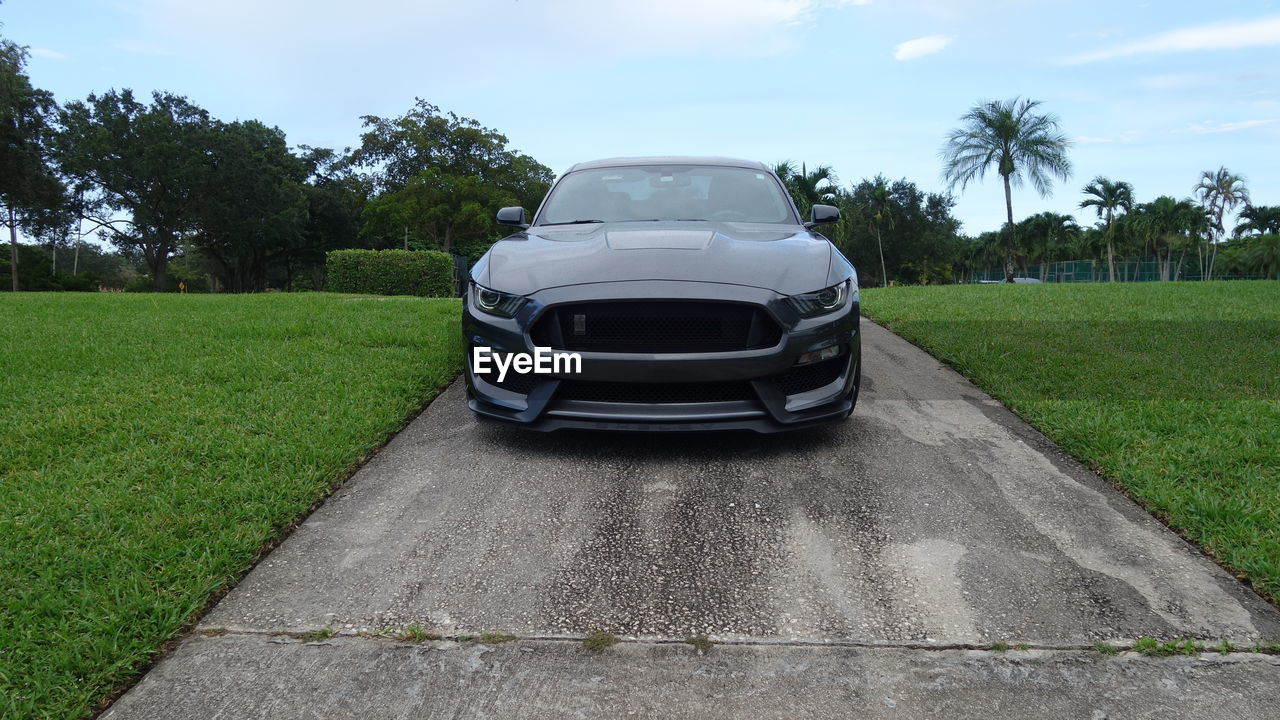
xmin=325 ymin=249 xmax=455 ymax=297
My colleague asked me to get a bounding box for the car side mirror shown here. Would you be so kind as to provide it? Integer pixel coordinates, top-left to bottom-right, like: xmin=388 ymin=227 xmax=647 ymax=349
xmin=496 ymin=206 xmax=529 ymax=229
xmin=805 ymin=204 xmax=840 ymax=228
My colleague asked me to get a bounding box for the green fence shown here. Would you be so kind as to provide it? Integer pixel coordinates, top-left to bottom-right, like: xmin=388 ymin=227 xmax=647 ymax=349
xmin=970 ymin=260 xmax=1268 ymax=283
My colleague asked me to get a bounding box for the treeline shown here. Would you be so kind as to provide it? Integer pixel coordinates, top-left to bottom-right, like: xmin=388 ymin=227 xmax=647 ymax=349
xmin=957 ymin=180 xmax=1280 ymax=282
xmin=1 ymin=29 xmax=552 ymax=292
xmin=773 ymin=163 xmax=965 ymax=286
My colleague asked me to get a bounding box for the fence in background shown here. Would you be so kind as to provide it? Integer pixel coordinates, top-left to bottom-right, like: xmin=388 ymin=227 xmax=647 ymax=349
xmin=969 ymin=260 xmax=1267 ymax=283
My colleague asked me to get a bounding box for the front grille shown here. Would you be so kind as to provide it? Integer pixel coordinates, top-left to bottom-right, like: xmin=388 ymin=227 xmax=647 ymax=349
xmin=773 ymin=356 xmax=846 ymax=396
xmin=475 ymin=369 xmax=539 ymax=395
xmin=531 ymin=301 xmax=781 ymax=353
xmin=556 ymin=379 xmax=755 ymax=404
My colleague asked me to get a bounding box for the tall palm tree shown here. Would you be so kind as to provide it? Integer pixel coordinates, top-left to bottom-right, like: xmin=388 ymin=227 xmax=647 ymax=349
xmin=940 ymin=97 xmax=1073 ymax=283
xmin=862 ymin=175 xmax=893 ymax=287
xmin=1194 ymin=167 xmax=1249 ymax=280
xmin=1079 ymin=177 xmax=1133 ymax=282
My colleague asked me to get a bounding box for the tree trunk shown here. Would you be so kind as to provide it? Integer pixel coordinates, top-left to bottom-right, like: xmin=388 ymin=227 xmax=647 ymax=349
xmin=8 ymin=206 xmax=18 ymax=292
xmin=147 ymin=248 xmax=171 ymax=291
xmin=1002 ymin=174 xmax=1015 ymax=283
xmin=875 ymin=226 xmax=887 ymax=288
xmin=1207 ymin=203 xmax=1223 ymax=281
xmin=1105 ymin=212 xmax=1116 ymax=283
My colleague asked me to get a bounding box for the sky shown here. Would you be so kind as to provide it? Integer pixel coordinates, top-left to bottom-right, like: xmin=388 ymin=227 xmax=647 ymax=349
xmin=4 ymin=0 xmax=1279 ymax=236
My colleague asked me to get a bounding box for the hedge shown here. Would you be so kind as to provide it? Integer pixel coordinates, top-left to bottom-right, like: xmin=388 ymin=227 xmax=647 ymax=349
xmin=325 ymin=249 xmax=455 ymax=297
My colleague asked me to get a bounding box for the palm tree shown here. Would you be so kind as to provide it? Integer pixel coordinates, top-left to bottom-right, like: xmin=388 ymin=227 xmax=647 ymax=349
xmin=1194 ymin=167 xmax=1249 ymax=280
xmin=861 ymin=175 xmax=893 ymax=287
xmin=1129 ymin=196 xmax=1201 ymax=280
xmin=1234 ymin=204 xmax=1280 ymax=236
xmin=773 ymin=160 xmax=837 ymax=216
xmin=1244 ymin=234 xmax=1280 ymax=279
xmin=1021 ymin=211 xmax=1078 ymax=280
xmin=940 ymin=97 xmax=1073 ymax=283
xmin=1079 ymin=177 xmax=1133 ymax=282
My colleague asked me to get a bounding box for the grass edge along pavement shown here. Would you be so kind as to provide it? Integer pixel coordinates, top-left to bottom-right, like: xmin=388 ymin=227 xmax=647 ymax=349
xmin=0 ymin=292 xmax=463 ymax=719
xmin=861 ymin=281 xmax=1280 ymax=603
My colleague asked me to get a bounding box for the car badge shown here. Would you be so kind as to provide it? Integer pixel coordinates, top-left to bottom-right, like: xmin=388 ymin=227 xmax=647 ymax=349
xmin=573 ymin=314 xmax=587 ymax=335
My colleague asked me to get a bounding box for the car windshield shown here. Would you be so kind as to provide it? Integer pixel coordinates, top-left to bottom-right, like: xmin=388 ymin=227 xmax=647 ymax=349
xmin=536 ymin=165 xmax=796 ymax=225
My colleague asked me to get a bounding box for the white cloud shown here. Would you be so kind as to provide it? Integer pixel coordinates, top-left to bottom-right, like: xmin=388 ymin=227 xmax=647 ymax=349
xmin=893 ymin=34 xmax=954 ymax=61
xmin=1072 ymin=136 xmax=1113 ymax=144
xmin=1066 ymin=16 xmax=1280 ymax=64
xmin=1177 ymin=119 xmax=1278 ymax=134
xmin=29 ymin=48 xmax=68 ymax=60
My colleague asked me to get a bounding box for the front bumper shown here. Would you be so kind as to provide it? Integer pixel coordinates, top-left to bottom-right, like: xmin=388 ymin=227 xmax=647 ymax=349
xmin=462 ymin=280 xmax=860 ymax=433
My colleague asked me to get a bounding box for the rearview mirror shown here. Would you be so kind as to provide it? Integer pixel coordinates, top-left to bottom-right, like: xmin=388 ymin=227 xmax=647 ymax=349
xmin=805 ymin=204 xmax=840 ymax=228
xmin=496 ymin=206 xmax=528 ymax=229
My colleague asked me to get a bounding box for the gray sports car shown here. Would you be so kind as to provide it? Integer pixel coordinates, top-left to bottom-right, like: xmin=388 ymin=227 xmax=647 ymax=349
xmin=463 ymin=156 xmax=860 ymax=432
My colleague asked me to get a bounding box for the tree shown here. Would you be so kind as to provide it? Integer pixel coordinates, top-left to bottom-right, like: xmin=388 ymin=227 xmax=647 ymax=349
xmin=347 ymin=99 xmax=552 ymax=253
xmin=1019 ymin=211 xmax=1078 ymax=279
xmin=941 ymin=97 xmax=1073 ymax=283
xmin=1127 ymin=196 xmax=1201 ymax=281
xmin=55 ymin=90 xmax=216 ymax=290
xmin=774 ymin=161 xmax=838 ymax=217
xmin=1194 ymin=167 xmax=1249 ymax=280
xmin=1242 ymin=234 xmax=1280 ymax=279
xmin=841 ymin=177 xmax=962 ymax=286
xmin=1078 ymin=177 xmax=1133 ymax=282
xmin=1 ymin=37 xmax=65 ymax=291
xmin=190 ymin=119 xmax=308 ymax=292
xmin=1234 ymin=204 xmax=1280 ymax=237
xmin=860 ymin=175 xmax=893 ymax=287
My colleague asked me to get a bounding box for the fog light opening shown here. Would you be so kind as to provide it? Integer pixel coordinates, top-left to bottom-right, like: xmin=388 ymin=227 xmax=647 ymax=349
xmin=796 ymin=344 xmax=841 ymax=366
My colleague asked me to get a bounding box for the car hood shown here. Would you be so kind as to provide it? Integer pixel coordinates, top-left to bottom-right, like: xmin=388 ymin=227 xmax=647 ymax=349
xmin=477 ymin=221 xmax=834 ymax=297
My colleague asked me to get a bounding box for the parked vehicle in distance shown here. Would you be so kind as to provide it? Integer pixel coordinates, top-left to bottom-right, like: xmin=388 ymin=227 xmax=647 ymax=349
xmin=463 ymin=157 xmax=860 ymax=432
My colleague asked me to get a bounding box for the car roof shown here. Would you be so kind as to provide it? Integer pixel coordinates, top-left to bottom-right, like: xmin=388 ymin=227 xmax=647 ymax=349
xmin=566 ymin=156 xmax=771 ymax=173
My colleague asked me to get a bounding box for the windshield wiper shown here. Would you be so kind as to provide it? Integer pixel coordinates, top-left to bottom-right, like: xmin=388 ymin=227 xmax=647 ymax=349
xmin=540 ymin=219 xmax=605 ymax=226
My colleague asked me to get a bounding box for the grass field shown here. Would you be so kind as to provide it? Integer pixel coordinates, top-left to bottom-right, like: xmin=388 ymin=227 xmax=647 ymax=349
xmin=0 ymin=293 xmax=463 ymax=719
xmin=861 ymin=282 xmax=1280 ymax=601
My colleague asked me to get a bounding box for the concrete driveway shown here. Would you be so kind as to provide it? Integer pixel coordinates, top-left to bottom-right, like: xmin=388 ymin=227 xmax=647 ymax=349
xmin=104 ymin=321 xmax=1280 ymax=718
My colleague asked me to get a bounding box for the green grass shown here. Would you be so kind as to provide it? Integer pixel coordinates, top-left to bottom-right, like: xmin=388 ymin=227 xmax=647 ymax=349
xmin=0 ymin=292 xmax=462 ymax=719
xmin=862 ymin=282 xmax=1280 ymax=600
xmin=582 ymin=631 xmax=621 ymax=652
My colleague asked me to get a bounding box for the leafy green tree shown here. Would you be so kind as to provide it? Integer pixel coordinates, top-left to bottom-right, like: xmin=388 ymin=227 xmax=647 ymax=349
xmin=291 ymin=146 xmax=367 ymax=289
xmin=841 ymin=177 xmax=962 ymax=285
xmin=360 ymin=168 xmax=517 ymax=253
xmin=1078 ymin=177 xmax=1133 ymax=282
xmin=347 ymin=99 xmax=552 ymax=253
xmin=941 ymin=97 xmax=1073 ymax=283
xmin=1 ymin=37 xmax=65 ymax=291
xmin=190 ymin=119 xmax=308 ymax=291
xmin=55 ymin=90 xmax=216 ymax=290
xmin=1194 ymin=167 xmax=1249 ymax=280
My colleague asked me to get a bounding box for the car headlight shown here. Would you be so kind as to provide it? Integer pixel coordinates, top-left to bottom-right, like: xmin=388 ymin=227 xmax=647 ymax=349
xmin=788 ymin=279 xmax=850 ymax=318
xmin=472 ymin=283 xmax=527 ymax=318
